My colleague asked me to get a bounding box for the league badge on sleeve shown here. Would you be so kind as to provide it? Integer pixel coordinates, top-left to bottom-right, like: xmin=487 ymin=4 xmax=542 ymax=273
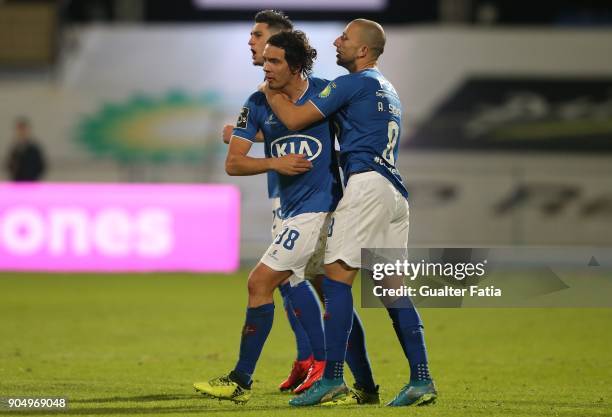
xmin=236 ymin=107 xmax=249 ymax=129
xmin=318 ymin=82 xmax=335 ymax=98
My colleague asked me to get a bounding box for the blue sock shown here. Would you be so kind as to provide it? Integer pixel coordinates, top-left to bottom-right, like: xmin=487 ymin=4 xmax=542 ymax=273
xmin=286 ymin=281 xmax=325 ymax=361
xmin=279 ymin=283 xmax=312 ymax=361
xmin=387 ymin=298 xmax=431 ymax=382
xmin=234 ymin=303 xmax=275 ymax=385
xmin=345 ymin=309 xmax=377 ymax=392
xmin=322 ymin=277 xmax=353 ymax=381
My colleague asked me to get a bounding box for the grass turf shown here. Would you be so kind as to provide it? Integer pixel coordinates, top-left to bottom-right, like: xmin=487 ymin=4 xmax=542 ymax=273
xmin=0 ymin=272 xmax=610 ymax=416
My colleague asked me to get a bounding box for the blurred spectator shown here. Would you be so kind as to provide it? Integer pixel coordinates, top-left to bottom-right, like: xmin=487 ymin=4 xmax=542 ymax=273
xmin=5 ymin=117 xmax=47 ymax=181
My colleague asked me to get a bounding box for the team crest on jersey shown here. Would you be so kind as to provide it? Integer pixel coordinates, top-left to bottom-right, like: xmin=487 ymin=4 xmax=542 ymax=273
xmin=318 ymin=82 xmax=335 ymax=98
xmin=270 ymin=134 xmax=322 ymax=161
xmin=236 ymin=106 xmax=249 ymax=129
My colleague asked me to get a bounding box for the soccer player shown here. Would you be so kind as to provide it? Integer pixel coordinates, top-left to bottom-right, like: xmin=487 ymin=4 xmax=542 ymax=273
xmin=193 ymin=30 xmax=341 ymax=404
xmin=221 ymin=11 xmax=379 ymax=400
xmin=263 ymin=19 xmax=438 ymax=407
xmin=221 ymin=10 xmax=327 ymax=393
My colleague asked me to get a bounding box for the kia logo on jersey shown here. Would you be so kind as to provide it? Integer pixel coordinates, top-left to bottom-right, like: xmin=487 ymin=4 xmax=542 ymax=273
xmin=270 ymin=135 xmax=323 ymax=161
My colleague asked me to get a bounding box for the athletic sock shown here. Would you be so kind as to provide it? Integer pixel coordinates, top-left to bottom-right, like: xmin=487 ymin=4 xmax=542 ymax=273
xmin=387 ymin=298 xmax=431 ymax=382
xmin=279 ymin=282 xmax=312 ymax=361
xmin=234 ymin=303 xmax=275 ymax=384
xmin=345 ymin=309 xmax=377 ymax=392
xmin=229 ymin=370 xmax=251 ymax=389
xmin=322 ymin=277 xmax=353 ymax=380
xmin=286 ymin=281 xmax=326 ymax=361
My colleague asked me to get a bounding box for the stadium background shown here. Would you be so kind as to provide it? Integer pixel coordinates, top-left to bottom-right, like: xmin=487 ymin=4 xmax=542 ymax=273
xmin=1 ymin=1 xmax=611 ymax=416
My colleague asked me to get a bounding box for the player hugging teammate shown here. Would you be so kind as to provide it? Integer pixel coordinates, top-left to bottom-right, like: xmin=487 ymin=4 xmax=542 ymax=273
xmin=195 ymin=12 xmax=437 ymax=408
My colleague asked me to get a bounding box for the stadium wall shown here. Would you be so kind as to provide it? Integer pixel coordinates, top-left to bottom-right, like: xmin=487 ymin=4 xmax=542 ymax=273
xmin=1 ymin=24 xmax=611 ymax=262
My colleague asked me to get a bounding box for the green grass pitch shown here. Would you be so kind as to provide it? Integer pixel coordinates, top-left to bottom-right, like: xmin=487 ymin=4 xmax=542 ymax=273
xmin=1 ymin=272 xmax=610 ymax=416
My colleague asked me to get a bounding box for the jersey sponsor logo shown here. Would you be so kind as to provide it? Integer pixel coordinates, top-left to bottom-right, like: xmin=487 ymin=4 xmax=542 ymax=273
xmin=236 ymin=106 xmax=249 ymax=129
xmin=270 ymin=134 xmax=323 ymax=161
xmin=318 ymin=82 xmax=335 ymax=98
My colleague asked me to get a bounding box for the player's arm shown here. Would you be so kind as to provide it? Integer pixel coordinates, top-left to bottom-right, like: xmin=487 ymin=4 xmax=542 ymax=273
xmin=225 ymin=136 xmax=312 ymax=176
xmin=223 ymin=124 xmax=263 ymax=144
xmin=264 ymin=89 xmax=324 ymax=131
xmin=225 ymin=136 xmax=268 ymax=175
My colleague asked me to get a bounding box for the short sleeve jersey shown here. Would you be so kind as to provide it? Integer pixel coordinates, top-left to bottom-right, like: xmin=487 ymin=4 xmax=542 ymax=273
xmin=267 ymin=172 xmax=279 ymax=199
xmin=232 ymin=77 xmax=342 ymax=218
xmin=309 ymin=68 xmax=408 ymax=199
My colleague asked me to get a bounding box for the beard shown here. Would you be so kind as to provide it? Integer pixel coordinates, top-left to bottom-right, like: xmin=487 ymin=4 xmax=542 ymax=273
xmin=336 ymin=53 xmax=354 ymax=69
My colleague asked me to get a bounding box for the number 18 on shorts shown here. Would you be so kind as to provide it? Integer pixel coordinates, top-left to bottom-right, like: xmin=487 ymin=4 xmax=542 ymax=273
xmin=261 ymin=212 xmax=331 ymax=283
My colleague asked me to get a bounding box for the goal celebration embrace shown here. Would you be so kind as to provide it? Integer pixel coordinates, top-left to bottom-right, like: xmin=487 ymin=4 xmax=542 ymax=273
xmin=193 ymin=10 xmax=437 ymax=408
xmin=2 ymin=3 xmax=608 ymax=417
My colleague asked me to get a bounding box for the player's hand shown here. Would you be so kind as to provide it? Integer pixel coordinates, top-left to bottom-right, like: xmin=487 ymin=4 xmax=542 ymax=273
xmin=261 ymin=81 xmax=283 ymax=97
xmin=260 ymin=82 xmax=276 ymax=99
xmin=271 ymin=154 xmax=312 ymax=176
xmin=222 ymin=124 xmax=234 ymax=144
xmin=262 ymin=83 xmax=290 ymax=104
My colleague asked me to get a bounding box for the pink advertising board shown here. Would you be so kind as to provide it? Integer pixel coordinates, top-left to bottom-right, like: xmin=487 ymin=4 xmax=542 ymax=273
xmin=0 ymin=183 xmax=240 ymax=272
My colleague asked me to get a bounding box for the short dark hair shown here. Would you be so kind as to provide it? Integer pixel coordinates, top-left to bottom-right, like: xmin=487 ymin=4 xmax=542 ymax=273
xmin=254 ymin=10 xmax=293 ymax=32
xmin=267 ymin=30 xmax=317 ymax=77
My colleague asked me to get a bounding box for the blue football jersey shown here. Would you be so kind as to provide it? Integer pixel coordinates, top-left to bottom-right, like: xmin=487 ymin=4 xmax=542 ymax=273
xmin=309 ymin=68 xmax=408 ymax=199
xmin=232 ymin=77 xmax=341 ymax=218
xmin=267 ymin=171 xmax=279 ymax=199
